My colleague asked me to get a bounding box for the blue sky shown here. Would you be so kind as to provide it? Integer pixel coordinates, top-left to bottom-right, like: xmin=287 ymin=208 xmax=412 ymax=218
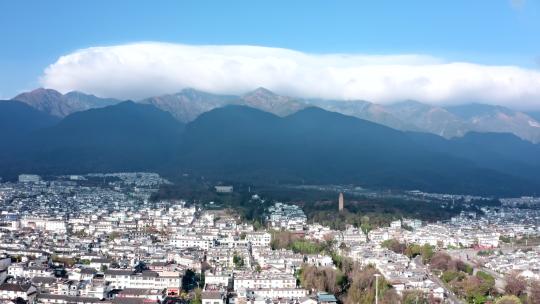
xmin=1 ymin=0 xmax=539 ymax=104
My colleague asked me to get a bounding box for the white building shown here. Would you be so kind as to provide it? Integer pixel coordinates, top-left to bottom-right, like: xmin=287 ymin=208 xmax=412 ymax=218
xmin=390 ymin=220 xmax=402 ymax=228
xmin=215 ymin=186 xmax=233 ymax=193
xmin=170 ymin=235 xmax=214 ymax=250
xmin=248 ymin=287 xmax=307 ymax=299
xmin=0 ymin=283 xmax=37 ymax=302
xmin=18 ymin=174 xmax=41 ymax=183
xmin=104 ymin=270 xmax=181 ymax=290
xmin=234 ymin=273 xmax=296 ymax=291
xmin=19 ymin=218 xmax=67 ymax=233
xmin=246 ymin=232 xmax=271 ymax=247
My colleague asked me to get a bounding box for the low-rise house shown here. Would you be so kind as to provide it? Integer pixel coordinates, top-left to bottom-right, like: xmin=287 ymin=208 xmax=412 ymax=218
xmin=116 ymin=288 xmax=164 ymax=301
xmin=202 ymin=291 xmax=226 ymax=304
xmin=234 ymin=272 xmax=296 ymax=291
xmin=316 ymin=292 xmax=337 ymax=304
xmin=0 ymin=283 xmax=38 ymax=303
xmin=37 ymin=294 xmax=107 ymax=304
xmin=104 ymin=269 xmax=181 ymax=291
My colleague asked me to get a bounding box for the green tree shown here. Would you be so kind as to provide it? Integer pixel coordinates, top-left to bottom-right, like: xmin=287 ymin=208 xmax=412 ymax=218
xmin=495 ymin=295 xmax=521 ymax=304
xmin=270 ymin=230 xmax=294 ymax=249
xmin=290 ymin=240 xmax=326 ymax=254
xmin=476 ymin=271 xmax=495 ymax=296
xmin=182 ymin=269 xmax=199 ymax=291
xmin=191 ymin=288 xmax=202 ymax=304
xmin=108 ymin=231 xmax=121 ymax=240
xmin=441 ymin=270 xmax=464 ymax=283
xmin=420 ymin=244 xmax=434 ymax=263
xmin=233 ymin=254 xmax=245 ymax=268
xmin=381 ymin=239 xmax=406 ymax=254
xmin=360 ymin=215 xmax=372 ymax=234
xmin=344 ymin=266 xmax=390 ymax=304
xmin=299 ymin=265 xmax=343 ymax=294
xmin=380 ymin=289 xmax=400 ymax=304
xmin=252 ymin=220 xmax=264 ymax=231
xmin=402 ymin=290 xmax=429 ymax=304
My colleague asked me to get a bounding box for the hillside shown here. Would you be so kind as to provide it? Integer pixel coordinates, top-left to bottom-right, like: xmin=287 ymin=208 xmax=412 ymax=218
xmin=1 ymin=101 xmax=539 ymax=195
xmin=0 ymin=100 xmax=60 ymax=146
xmin=178 ymin=106 xmax=539 ymax=195
xmin=1 ymin=101 xmax=184 ymax=177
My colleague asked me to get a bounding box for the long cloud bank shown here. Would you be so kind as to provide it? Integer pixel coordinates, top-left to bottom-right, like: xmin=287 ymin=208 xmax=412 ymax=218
xmin=41 ymin=42 xmax=540 ymax=109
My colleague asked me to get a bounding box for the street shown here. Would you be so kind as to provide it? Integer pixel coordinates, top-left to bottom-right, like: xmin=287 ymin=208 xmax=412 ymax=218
xmin=413 ymin=256 xmax=464 ymax=304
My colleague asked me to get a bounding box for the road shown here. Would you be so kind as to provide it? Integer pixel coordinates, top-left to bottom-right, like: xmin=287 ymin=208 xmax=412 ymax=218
xmin=445 ymin=249 xmax=506 ymax=293
xmin=413 ymin=256 xmax=464 ymax=304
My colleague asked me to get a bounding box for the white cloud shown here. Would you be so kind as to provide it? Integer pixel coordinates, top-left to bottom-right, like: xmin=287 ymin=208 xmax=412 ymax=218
xmin=40 ymin=42 xmax=540 ymax=110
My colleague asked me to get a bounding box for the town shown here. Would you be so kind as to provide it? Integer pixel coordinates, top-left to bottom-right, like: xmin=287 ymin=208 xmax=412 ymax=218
xmin=0 ymin=173 xmax=539 ymax=304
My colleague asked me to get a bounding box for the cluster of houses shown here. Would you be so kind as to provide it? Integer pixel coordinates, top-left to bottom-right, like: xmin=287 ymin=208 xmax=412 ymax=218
xmin=483 ymin=247 xmax=540 ymax=281
xmin=0 ymin=175 xmax=338 ymax=304
xmin=346 ymin=244 xmax=445 ymax=300
xmin=368 ymin=214 xmax=528 ymax=249
xmin=1 ymin=173 xmax=540 ymax=304
xmin=267 ymin=203 xmax=307 ymax=231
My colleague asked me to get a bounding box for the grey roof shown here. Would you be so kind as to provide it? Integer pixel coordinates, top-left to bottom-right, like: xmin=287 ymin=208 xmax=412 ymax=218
xmin=81 ymin=268 xmax=97 ymax=274
xmin=104 ymin=269 xmax=134 ymax=276
xmin=112 ymin=297 xmax=148 ymax=304
xmin=31 ymin=276 xmax=57 ymax=284
xmin=37 ymin=294 xmax=108 ymax=303
xmin=202 ymin=291 xmax=223 ymax=300
xmin=317 ymin=293 xmax=337 ymax=303
xmin=140 ymin=271 xmax=159 ymax=278
xmin=0 ymin=283 xmax=33 ymax=292
xmin=118 ymin=288 xmax=162 ymax=295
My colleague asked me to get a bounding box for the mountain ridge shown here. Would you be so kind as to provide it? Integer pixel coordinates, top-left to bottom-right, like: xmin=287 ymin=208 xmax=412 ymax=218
xmin=10 ymin=87 xmax=540 ymax=143
xmin=178 ymin=105 xmax=540 ymax=195
xmin=12 ymin=88 xmax=121 ymax=117
xmin=0 ymin=102 xmax=539 ymax=195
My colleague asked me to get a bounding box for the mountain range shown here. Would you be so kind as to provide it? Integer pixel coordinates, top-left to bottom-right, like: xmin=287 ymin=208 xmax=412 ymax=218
xmin=180 ymin=105 xmax=540 ymax=195
xmin=11 ymin=87 xmax=540 ymax=143
xmin=1 ymin=96 xmax=539 ymax=196
xmin=13 ymin=88 xmax=121 ymax=117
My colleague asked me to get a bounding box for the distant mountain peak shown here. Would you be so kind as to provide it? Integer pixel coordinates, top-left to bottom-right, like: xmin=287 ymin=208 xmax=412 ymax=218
xmin=243 ymin=87 xmax=278 ymax=98
xmin=241 ymin=87 xmax=307 ymax=116
xmin=446 ymin=103 xmax=514 ymax=118
xmin=390 ymin=99 xmax=432 ymax=109
xmin=115 ymin=100 xmax=137 ymax=107
xmin=14 ymin=87 xmax=63 ymax=100
xmin=178 ymin=87 xmax=209 ymax=96
xmin=64 ymin=90 xmax=97 ymax=98
xmin=12 ymin=87 xmax=540 ymax=143
xmin=179 ymin=87 xmax=199 ymax=93
xmin=11 ymin=88 xmax=121 ymax=117
xmin=27 ymin=87 xmax=58 ymax=94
